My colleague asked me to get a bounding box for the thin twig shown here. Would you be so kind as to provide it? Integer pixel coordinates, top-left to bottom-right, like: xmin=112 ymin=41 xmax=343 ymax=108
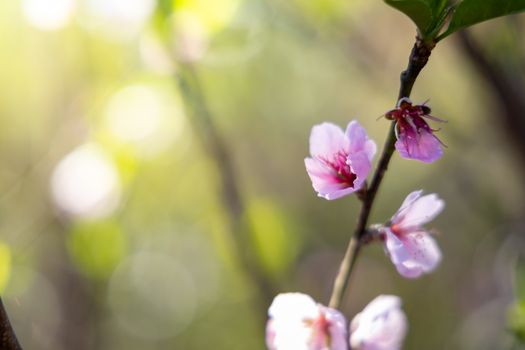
xmin=0 ymin=297 xmax=22 ymax=350
xmin=329 ymin=37 xmax=435 ymax=309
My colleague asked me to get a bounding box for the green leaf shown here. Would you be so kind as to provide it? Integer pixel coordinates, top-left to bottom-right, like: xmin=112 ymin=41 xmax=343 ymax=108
xmin=439 ymin=0 xmax=525 ymax=40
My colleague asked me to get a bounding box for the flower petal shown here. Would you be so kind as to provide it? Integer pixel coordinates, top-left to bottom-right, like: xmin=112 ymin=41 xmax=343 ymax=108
xmin=395 ymin=128 xmax=443 ymax=163
xmin=349 ymin=295 xmax=408 ymax=350
xmin=268 ymin=293 xmax=318 ymax=321
xmin=395 ymin=193 xmax=445 ymax=229
xmin=309 ymin=123 xmax=346 ymax=159
xmin=391 ymin=190 xmax=423 ymax=223
xmin=384 ymin=229 xmax=442 ymax=279
xmin=345 ymin=121 xmax=367 ymax=153
xmin=267 ymin=293 xmax=349 ymax=350
xmin=304 ymin=158 xmax=359 ymax=200
xmin=345 ymin=121 xmax=377 ymax=158
xmin=347 ymin=151 xmax=372 ymax=192
xmin=266 ymin=294 xmax=318 ymax=350
xmin=322 ymin=306 xmax=348 ymax=350
xmin=364 ymin=139 xmax=377 ymax=163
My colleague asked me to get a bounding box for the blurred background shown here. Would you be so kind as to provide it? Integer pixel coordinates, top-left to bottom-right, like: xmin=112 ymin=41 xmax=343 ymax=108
xmin=1 ymin=0 xmax=525 ymax=349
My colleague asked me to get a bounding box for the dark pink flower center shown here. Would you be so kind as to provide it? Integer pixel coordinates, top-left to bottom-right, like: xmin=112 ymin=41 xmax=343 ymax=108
xmin=318 ymin=151 xmax=357 ymax=187
xmin=397 ymin=113 xmax=432 ymax=137
xmin=390 ymin=224 xmax=403 ymax=236
xmin=305 ymin=312 xmax=332 ymax=348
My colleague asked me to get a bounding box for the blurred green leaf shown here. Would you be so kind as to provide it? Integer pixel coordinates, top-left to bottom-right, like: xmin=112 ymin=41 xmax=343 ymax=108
xmin=68 ymin=220 xmax=128 ymax=280
xmin=384 ymin=0 xmax=448 ymax=37
xmin=439 ymin=0 xmax=525 ymax=40
xmin=248 ymin=199 xmax=299 ymax=279
xmin=509 ymin=259 xmax=525 ymax=343
xmin=0 ymin=241 xmax=11 ymax=293
xmin=509 ymin=301 xmax=525 ymax=343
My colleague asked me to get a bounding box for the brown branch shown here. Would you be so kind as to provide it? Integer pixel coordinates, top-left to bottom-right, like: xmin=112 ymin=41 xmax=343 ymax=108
xmin=0 ymin=297 xmax=22 ymax=350
xmin=329 ymin=37 xmax=434 ymax=309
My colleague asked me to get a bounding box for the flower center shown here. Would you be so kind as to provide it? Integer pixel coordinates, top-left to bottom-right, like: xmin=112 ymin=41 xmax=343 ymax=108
xmin=390 ymin=224 xmax=403 ymax=236
xmin=305 ymin=312 xmax=332 ymax=348
xmin=319 ymin=151 xmax=357 ymax=187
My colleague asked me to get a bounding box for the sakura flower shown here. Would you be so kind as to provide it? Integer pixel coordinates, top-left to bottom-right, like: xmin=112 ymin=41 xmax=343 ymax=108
xmin=349 ymin=295 xmax=408 ymax=350
xmin=381 ymin=190 xmax=445 ymax=278
xmin=304 ymin=121 xmax=376 ymax=200
xmin=266 ymin=293 xmax=348 ymax=350
xmin=385 ymin=97 xmax=445 ymax=163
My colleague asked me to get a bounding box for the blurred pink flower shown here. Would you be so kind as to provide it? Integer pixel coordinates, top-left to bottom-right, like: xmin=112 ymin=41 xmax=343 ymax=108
xmin=304 ymin=121 xmax=376 ymax=200
xmin=266 ymin=293 xmax=348 ymax=350
xmin=385 ymin=98 xmax=445 ymax=163
xmin=381 ymin=190 xmax=444 ymax=278
xmin=349 ymin=295 xmax=408 ymax=350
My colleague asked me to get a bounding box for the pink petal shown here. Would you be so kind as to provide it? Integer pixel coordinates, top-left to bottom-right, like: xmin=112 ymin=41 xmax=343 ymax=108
xmin=391 ymin=190 xmax=423 ymax=223
xmin=395 ymin=128 xmax=443 ymax=163
xmin=309 ymin=123 xmax=347 ymax=159
xmin=345 ymin=121 xmax=365 ymax=153
xmin=395 ymin=193 xmax=445 ymax=229
xmin=346 ymin=151 xmax=372 ymax=192
xmin=384 ymin=229 xmax=442 ymax=279
xmin=321 ymin=306 xmax=348 ymax=350
xmin=363 ymin=139 xmax=377 ymax=163
xmin=349 ymin=295 xmax=407 ymax=350
xmin=345 ymin=121 xmax=377 ymax=160
xmin=304 ymin=158 xmax=359 ymax=200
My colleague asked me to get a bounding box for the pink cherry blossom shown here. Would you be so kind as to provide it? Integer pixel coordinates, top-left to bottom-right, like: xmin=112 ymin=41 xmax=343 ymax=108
xmin=266 ymin=293 xmax=348 ymax=350
xmin=381 ymin=190 xmax=445 ymax=278
xmin=304 ymin=121 xmax=376 ymax=200
xmin=385 ymin=98 xmax=445 ymax=163
xmin=349 ymin=295 xmax=408 ymax=350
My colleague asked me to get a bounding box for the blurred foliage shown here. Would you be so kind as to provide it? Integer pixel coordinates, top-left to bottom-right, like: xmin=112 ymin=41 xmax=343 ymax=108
xmin=0 ymin=0 xmax=524 ymax=350
xmin=510 ymin=301 xmax=525 ymax=345
xmin=248 ymin=199 xmax=300 ymax=280
xmin=0 ymin=241 xmax=11 ymax=293
xmin=68 ymin=220 xmax=128 ymax=280
xmin=509 ymin=260 xmax=525 ymax=345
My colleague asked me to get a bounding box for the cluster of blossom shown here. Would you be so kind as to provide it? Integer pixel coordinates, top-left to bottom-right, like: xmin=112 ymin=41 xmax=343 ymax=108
xmin=266 ymin=99 xmax=446 ymax=349
xmin=267 ymin=293 xmax=406 ymax=350
xmin=304 ymin=98 xmax=445 ymax=278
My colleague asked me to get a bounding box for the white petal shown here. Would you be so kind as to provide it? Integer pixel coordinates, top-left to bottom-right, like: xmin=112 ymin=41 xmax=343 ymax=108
xmin=268 ymin=293 xmax=318 ymax=321
xmin=267 ymin=293 xmax=349 ymax=350
xmin=349 ymin=295 xmax=407 ymax=350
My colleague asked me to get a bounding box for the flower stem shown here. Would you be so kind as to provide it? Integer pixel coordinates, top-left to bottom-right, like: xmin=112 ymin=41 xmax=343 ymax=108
xmin=328 ymin=37 xmax=434 ymax=309
xmin=0 ymin=298 xmax=22 ymax=350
